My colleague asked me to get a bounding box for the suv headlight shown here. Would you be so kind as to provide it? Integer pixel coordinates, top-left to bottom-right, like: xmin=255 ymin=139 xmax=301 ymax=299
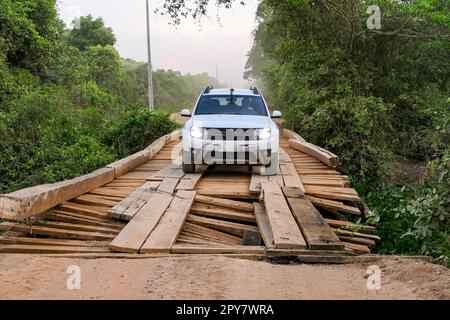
xmin=258 ymin=128 xmax=271 ymax=140
xmin=190 ymin=126 xmax=203 ymax=138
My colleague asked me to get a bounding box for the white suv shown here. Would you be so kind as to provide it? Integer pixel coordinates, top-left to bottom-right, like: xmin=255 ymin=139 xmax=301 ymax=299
xmin=180 ymin=87 xmax=281 ymax=175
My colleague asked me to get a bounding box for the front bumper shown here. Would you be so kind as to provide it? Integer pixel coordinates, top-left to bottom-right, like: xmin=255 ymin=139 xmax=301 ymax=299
xmin=183 ymin=138 xmax=279 ymax=166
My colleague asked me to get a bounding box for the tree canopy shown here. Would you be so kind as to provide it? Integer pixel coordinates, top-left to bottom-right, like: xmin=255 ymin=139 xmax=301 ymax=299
xmin=66 ymin=15 xmax=116 ymax=50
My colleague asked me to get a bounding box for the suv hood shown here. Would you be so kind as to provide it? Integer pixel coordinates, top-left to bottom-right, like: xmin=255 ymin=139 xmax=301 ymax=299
xmin=192 ymin=115 xmax=271 ymax=129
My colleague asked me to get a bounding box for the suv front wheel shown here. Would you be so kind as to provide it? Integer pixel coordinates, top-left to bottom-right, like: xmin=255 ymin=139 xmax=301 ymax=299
xmin=182 ymin=163 xmax=196 ymax=174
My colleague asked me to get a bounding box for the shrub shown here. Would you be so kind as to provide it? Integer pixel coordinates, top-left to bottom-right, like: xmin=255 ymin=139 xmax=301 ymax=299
xmin=101 ymin=106 xmax=177 ymax=158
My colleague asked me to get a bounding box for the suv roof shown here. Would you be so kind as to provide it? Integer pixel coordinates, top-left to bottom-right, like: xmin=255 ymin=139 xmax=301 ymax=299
xmin=202 ymin=88 xmax=260 ymax=96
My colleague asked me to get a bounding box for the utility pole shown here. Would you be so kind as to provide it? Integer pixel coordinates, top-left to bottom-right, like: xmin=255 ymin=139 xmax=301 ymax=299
xmin=146 ymin=0 xmax=155 ymax=111
xmin=216 ymin=65 xmax=219 ymax=84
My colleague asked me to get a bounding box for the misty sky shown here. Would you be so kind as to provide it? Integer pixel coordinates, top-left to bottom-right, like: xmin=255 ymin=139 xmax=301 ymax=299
xmin=57 ymin=0 xmax=259 ymax=87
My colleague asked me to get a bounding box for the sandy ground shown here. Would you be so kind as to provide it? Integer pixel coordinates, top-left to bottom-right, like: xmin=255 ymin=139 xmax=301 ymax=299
xmin=0 ymin=254 xmax=448 ymax=300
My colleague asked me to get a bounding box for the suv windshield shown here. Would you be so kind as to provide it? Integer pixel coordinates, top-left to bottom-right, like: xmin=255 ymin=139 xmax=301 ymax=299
xmin=194 ymin=95 xmax=268 ymax=116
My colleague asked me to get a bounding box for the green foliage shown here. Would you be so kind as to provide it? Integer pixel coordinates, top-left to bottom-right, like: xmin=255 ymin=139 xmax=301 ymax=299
xmin=246 ymin=0 xmax=450 ymax=184
xmin=365 ymin=153 xmax=450 ymax=266
xmin=0 ymin=0 xmax=62 ymax=72
xmin=102 ymin=107 xmax=177 ymax=158
xmin=245 ymin=0 xmax=450 ymax=264
xmin=0 ymin=7 xmax=215 ymax=195
xmin=66 ymin=15 xmax=116 ymax=51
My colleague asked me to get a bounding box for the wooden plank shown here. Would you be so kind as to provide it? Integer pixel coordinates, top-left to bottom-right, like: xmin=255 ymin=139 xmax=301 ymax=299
xmin=249 ymin=174 xmax=268 ymax=194
xmin=59 ymin=203 xmax=110 ymax=218
xmin=305 ymin=186 xmax=359 ymax=196
xmin=120 ymin=188 xmax=157 ymax=221
xmin=170 ymin=244 xmax=265 ymax=255
xmin=268 ymin=171 xmax=285 ymax=187
xmin=253 ymin=202 xmax=274 ymax=248
xmin=180 ymin=229 xmax=240 ymax=246
xmin=0 ymin=222 xmax=115 ymax=241
xmin=289 ymin=139 xmax=341 ymax=168
xmin=109 ymin=192 xmax=174 ymax=253
xmin=280 ymin=163 xmax=305 ymax=192
xmin=187 ymin=214 xmax=259 ymax=237
xmin=283 ymin=129 xmax=306 ymax=142
xmin=183 ymin=222 xmax=243 ymax=244
xmin=157 ymin=177 xmax=180 ymax=195
xmin=283 ymin=188 xmax=344 ymax=251
xmin=107 ymin=133 xmax=172 ymax=178
xmin=306 ymin=190 xmax=361 ymax=202
xmin=73 ymin=195 xmax=119 ymax=207
xmin=148 ymin=163 xmax=181 ymax=181
xmin=176 ymin=172 xmax=204 ymax=191
xmin=325 ymin=219 xmax=376 ymax=233
xmin=0 ymin=244 xmax=112 ymax=254
xmin=108 ymin=181 xmax=160 ymax=219
xmin=260 ymin=181 xmax=307 ymax=249
xmin=140 ymin=191 xmax=196 ymax=253
xmin=44 ymin=212 xmax=124 ymax=230
xmin=0 ymin=167 xmax=115 ymax=220
xmin=34 ymin=220 xmax=119 ymax=235
xmin=307 ymin=196 xmax=361 ymax=215
xmin=339 ymin=236 xmax=376 ymax=248
xmin=333 ymin=228 xmax=381 ymax=241
xmin=190 ymin=203 xmax=256 ymax=223
xmin=194 ymin=195 xmax=254 ymax=212
xmin=0 ymin=236 xmax=109 ymax=247
xmin=281 ymin=187 xmax=305 ymax=199
xmin=343 ymin=242 xmax=371 ymax=254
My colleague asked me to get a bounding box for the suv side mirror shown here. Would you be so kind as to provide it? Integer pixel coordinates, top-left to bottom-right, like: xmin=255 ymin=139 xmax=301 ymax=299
xmin=271 ymin=110 xmax=282 ymax=119
xmin=180 ymin=109 xmax=191 ymax=117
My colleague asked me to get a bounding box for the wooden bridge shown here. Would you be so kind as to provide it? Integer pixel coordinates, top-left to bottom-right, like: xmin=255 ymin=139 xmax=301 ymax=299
xmin=0 ymin=128 xmax=379 ymax=262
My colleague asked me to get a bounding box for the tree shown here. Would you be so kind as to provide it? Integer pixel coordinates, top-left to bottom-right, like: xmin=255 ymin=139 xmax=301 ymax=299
xmin=245 ymin=0 xmax=450 ymax=181
xmin=156 ymin=0 xmax=240 ymax=24
xmin=0 ymin=0 xmax=62 ymax=72
xmin=66 ymin=15 xmax=116 ymax=50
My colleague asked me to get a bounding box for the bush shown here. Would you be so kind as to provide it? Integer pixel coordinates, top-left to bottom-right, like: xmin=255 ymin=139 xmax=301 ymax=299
xmin=101 ymin=106 xmax=177 ymax=158
xmin=365 ymin=152 xmax=450 ymax=266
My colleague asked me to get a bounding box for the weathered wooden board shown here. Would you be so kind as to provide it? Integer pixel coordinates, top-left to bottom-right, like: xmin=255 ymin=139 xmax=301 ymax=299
xmin=0 ymin=168 xmax=115 ymax=220
xmin=289 ymin=139 xmax=341 ymax=168
xmin=249 ymin=174 xmax=268 ymax=194
xmin=0 ymin=236 xmax=109 ymax=247
xmin=190 ymin=203 xmax=256 ymax=223
xmin=0 ymin=245 xmax=112 ymax=254
xmin=279 ymin=161 xmax=305 ymax=192
xmin=109 ymin=192 xmax=174 ymax=253
xmin=283 ymin=188 xmax=344 ymax=251
xmin=0 ymin=222 xmax=115 ymax=241
xmin=176 ymin=172 xmax=204 ymax=191
xmin=307 ymin=195 xmax=361 ymax=215
xmin=187 ymin=214 xmax=259 ymax=237
xmin=140 ymin=191 xmax=196 ymax=253
xmin=194 ymin=195 xmax=254 ymax=212
xmin=171 ymin=245 xmax=265 ymax=255
xmin=253 ymin=202 xmax=274 ymax=248
xmin=260 ymin=181 xmax=307 ymax=249
xmin=183 ymin=222 xmax=243 ymax=245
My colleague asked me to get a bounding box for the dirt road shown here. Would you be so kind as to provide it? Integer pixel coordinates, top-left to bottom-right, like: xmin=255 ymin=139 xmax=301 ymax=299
xmin=0 ymin=254 xmax=448 ymax=300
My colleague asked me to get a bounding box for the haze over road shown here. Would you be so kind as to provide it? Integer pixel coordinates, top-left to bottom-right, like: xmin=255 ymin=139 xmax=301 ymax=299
xmin=58 ymin=0 xmax=259 ymax=87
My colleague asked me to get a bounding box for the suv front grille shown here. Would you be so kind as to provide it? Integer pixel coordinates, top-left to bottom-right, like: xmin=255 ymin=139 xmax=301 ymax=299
xmin=203 ymin=128 xmax=258 ymax=141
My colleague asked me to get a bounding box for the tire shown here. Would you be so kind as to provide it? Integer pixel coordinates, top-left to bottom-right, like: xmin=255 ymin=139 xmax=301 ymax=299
xmin=182 ymin=163 xmax=196 ymax=173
